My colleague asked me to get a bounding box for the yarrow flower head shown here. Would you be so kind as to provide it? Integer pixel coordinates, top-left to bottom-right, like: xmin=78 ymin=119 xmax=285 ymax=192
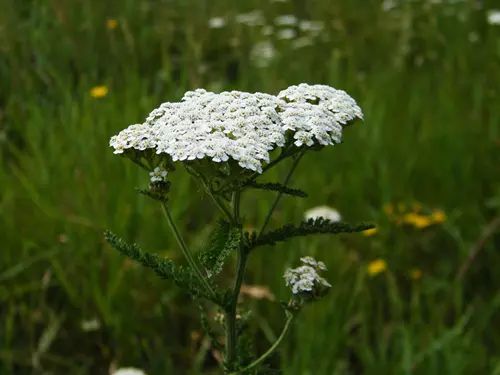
xmin=284 ymin=257 xmax=331 ymax=300
xmin=277 ymin=83 xmax=363 ymax=147
xmin=109 ymin=84 xmax=363 ymax=182
xmin=146 ymin=89 xmax=286 ymax=173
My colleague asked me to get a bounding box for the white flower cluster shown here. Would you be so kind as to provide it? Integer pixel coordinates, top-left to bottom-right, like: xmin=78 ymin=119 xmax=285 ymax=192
xmin=284 ymin=257 xmax=331 ymax=295
xmin=149 ymin=166 xmax=168 ymax=182
xmin=145 ymin=89 xmax=285 ymax=173
xmin=109 ymin=123 xmax=156 ymax=154
xmin=110 ymin=85 xmax=363 ymax=173
xmin=278 ymin=84 xmax=363 ymax=147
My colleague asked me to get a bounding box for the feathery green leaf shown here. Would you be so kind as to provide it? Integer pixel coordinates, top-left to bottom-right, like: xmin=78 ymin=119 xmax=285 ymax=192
xmin=245 ymin=218 xmax=375 ymax=252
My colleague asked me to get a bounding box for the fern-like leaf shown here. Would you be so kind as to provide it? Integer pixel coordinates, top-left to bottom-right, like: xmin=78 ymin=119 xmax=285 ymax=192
xmin=135 ymin=187 xmax=169 ymax=203
xmin=104 ymin=231 xmax=226 ymax=304
xmin=245 ymin=218 xmax=375 ymax=252
xmin=244 ymin=180 xmax=308 ymax=198
xmin=198 ymin=220 xmax=241 ymax=277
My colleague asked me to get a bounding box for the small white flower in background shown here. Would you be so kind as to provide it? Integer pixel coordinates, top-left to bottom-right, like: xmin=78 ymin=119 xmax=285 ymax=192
xmin=284 ymin=258 xmax=331 ymax=295
xmin=381 ymin=0 xmax=398 ymax=11
xmin=80 ymin=318 xmax=101 ymax=332
xmin=261 ymin=25 xmax=274 ymax=36
xmin=274 ymin=14 xmax=298 ymax=26
xmin=304 ymin=205 xmax=341 ymax=222
xmin=487 ymin=9 xmax=500 ymax=25
xmin=291 ymin=36 xmax=314 ymax=49
xmin=149 ymin=166 xmax=168 ymax=183
xmin=250 ymin=40 xmax=277 ymax=68
xmin=468 ymin=31 xmax=479 ymax=43
xmin=276 ymin=28 xmax=297 ymax=40
xmin=235 ymin=11 xmax=265 ymax=26
xmin=208 ymin=17 xmax=226 ymax=29
xmin=112 ymin=368 xmax=147 ymax=375
xmin=298 ymin=20 xmax=324 ymax=35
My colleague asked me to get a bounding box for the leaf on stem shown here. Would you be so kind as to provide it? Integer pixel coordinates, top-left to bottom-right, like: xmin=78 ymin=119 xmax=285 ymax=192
xmin=245 ymin=218 xmax=375 ymax=252
xmin=244 ymin=180 xmax=308 ymax=198
xmin=198 ymin=220 xmax=241 ymax=278
xmin=104 ymin=231 xmax=225 ymax=304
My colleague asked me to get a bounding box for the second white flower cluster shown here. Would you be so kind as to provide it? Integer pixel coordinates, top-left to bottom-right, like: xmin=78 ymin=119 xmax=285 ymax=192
xmin=110 ymin=84 xmax=363 ymax=174
xmin=284 ymin=256 xmax=331 ymax=295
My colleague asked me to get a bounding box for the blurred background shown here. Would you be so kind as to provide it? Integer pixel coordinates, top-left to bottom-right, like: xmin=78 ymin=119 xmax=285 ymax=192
xmin=1 ymin=0 xmax=500 ymax=374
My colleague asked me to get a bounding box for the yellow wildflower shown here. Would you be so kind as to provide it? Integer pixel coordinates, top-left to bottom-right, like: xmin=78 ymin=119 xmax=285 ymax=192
xmin=404 ymin=213 xmax=432 ymax=229
xmin=409 ymin=268 xmax=422 ymax=280
xmin=363 ymin=227 xmax=378 ymax=236
xmin=431 ymin=209 xmax=446 ymax=223
xmin=383 ymin=203 xmax=393 ymax=215
xmin=90 ymin=86 xmax=108 ymax=98
xmin=107 ymin=19 xmax=118 ymax=29
xmin=367 ymin=259 xmax=387 ymax=276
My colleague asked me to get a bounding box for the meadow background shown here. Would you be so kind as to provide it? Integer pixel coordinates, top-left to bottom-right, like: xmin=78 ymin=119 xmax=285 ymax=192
xmin=1 ymin=0 xmax=500 ymax=374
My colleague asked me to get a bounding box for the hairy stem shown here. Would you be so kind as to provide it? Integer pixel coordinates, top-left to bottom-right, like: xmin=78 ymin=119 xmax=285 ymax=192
xmin=258 ymin=150 xmax=305 ymax=238
xmin=160 ymin=203 xmax=214 ymax=296
xmin=228 ymin=314 xmax=295 ymax=374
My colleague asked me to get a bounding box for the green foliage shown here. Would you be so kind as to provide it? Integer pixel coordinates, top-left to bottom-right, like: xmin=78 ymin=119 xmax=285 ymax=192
xmin=136 ymin=186 xmax=170 ymax=203
xmin=244 ymin=180 xmax=308 ymax=198
xmin=245 ymin=219 xmax=375 ymax=252
xmin=198 ymin=220 xmax=241 ymax=278
xmin=104 ymin=231 xmax=226 ymax=305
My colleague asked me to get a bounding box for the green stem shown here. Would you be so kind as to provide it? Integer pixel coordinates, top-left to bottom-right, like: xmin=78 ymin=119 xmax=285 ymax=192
xmin=202 ymin=180 xmax=235 ymax=224
xmin=225 ymin=189 xmax=247 ymax=370
xmin=160 ymin=203 xmax=214 ymax=296
xmin=258 ymin=150 xmax=305 ymax=238
xmin=228 ymin=314 xmax=295 ymax=374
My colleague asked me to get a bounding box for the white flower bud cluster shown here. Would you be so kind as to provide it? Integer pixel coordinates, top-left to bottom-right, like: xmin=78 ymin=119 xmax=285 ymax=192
xmin=109 ymin=84 xmax=363 ymax=173
xmin=284 ymin=257 xmax=331 ymax=295
xmin=149 ymin=166 xmax=168 ymax=183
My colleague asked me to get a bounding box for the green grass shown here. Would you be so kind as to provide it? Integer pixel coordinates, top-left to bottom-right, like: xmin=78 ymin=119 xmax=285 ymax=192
xmin=1 ymin=0 xmax=500 ymax=374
